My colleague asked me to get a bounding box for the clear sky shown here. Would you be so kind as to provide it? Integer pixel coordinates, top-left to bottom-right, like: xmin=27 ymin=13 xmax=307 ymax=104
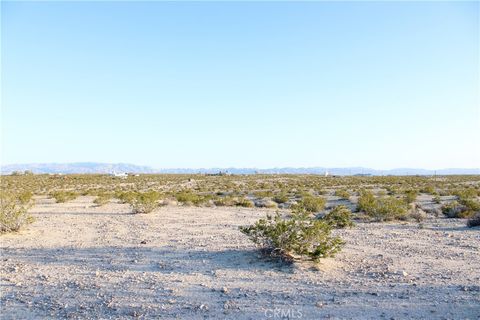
xmin=1 ymin=1 xmax=479 ymax=169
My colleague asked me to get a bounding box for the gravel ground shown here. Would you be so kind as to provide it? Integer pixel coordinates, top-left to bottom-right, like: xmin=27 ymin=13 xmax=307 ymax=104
xmin=1 ymin=196 xmax=479 ymax=319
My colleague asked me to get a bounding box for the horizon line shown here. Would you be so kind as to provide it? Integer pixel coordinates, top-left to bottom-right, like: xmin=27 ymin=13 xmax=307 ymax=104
xmin=1 ymin=162 xmax=479 ymax=172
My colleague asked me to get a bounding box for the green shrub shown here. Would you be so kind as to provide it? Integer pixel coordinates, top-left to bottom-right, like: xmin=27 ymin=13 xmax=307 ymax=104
xmin=421 ymin=185 xmax=436 ymax=195
xmin=254 ymin=191 xmax=274 ymax=198
xmin=358 ymin=191 xmax=408 ymax=221
xmin=115 ymin=191 xmax=136 ymax=204
xmin=386 ymin=187 xmax=399 ymax=195
xmin=130 ymin=191 xmax=161 ymax=214
xmin=454 ymin=188 xmax=478 ymax=201
xmin=51 ymin=191 xmax=77 ymax=203
xmin=174 ymin=192 xmax=213 ymax=206
xmin=93 ymin=193 xmax=111 ymax=206
xmin=240 ymin=211 xmax=344 ymax=262
xmin=357 ymin=190 xmax=377 ymax=213
xmin=1 ymin=192 xmax=34 ymax=233
xmin=404 ymin=190 xmax=418 ymax=204
xmin=213 ymin=196 xmax=237 ymax=207
xmin=316 ymin=189 xmax=327 ymax=195
xmin=18 ymin=191 xmax=33 ymax=205
xmin=293 ymin=195 xmax=326 ymax=213
xmin=441 ymin=201 xmax=475 ymax=219
xmin=371 ymin=197 xmax=408 ymax=221
xmin=459 ymin=198 xmax=480 ymax=212
xmin=235 ymin=197 xmax=255 ymax=208
xmin=433 ymin=195 xmax=441 ymax=204
xmin=334 ymin=189 xmax=350 ymax=200
xmin=323 ymin=205 xmax=354 ymax=229
xmin=273 ymin=193 xmax=289 ymax=204
xmin=377 ymin=190 xmax=387 ymax=197
xmin=175 ymin=192 xmax=200 ymax=204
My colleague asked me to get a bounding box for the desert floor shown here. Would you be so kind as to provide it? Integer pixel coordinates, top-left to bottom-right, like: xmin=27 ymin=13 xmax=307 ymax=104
xmin=1 ymin=196 xmax=479 ymax=319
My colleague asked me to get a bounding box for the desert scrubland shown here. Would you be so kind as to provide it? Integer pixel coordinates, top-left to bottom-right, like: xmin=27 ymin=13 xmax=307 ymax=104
xmin=1 ymin=174 xmax=479 ymax=319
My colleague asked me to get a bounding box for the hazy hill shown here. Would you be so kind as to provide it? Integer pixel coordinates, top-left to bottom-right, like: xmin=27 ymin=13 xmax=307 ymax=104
xmin=1 ymin=163 xmax=478 ymax=175
xmin=0 ymin=162 xmax=156 ymax=174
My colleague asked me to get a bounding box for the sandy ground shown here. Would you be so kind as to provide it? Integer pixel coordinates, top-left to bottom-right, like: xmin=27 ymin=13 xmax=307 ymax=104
xmin=1 ymin=196 xmax=479 ymax=320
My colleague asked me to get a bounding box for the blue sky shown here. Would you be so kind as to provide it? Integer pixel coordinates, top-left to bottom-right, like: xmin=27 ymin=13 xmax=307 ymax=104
xmin=1 ymin=1 xmax=479 ymax=169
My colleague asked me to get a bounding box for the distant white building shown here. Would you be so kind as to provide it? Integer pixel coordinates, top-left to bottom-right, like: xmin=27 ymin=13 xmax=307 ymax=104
xmin=110 ymin=171 xmax=128 ymax=179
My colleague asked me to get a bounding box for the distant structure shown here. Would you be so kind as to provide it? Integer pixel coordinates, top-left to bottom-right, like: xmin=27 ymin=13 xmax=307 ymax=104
xmin=110 ymin=171 xmax=128 ymax=179
xmin=206 ymin=170 xmax=230 ymax=176
xmin=324 ymin=170 xmax=329 ymax=177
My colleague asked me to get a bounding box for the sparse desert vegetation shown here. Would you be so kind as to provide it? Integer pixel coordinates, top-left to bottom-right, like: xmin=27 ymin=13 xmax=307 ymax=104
xmin=240 ymin=211 xmax=344 ymax=262
xmin=0 ymin=191 xmax=33 ymax=233
xmin=1 ymin=173 xmax=479 ymax=318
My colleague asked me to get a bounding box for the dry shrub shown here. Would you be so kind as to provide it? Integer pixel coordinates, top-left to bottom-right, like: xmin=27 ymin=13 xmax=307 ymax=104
xmin=93 ymin=193 xmax=112 ymax=206
xmin=273 ymin=193 xmax=289 ymax=204
xmin=1 ymin=192 xmax=34 ymax=233
xmin=240 ymin=211 xmax=344 ymax=262
xmin=467 ymin=212 xmax=480 ymax=228
xmin=292 ymin=195 xmax=326 ymax=213
xmin=254 ymin=198 xmax=278 ymax=209
xmin=357 ymin=191 xmax=408 ymax=222
xmin=130 ymin=191 xmax=162 ymax=214
xmin=334 ymin=189 xmax=350 ymax=200
xmin=409 ymin=204 xmax=427 ymax=223
xmin=323 ymin=205 xmax=354 ymax=229
xmin=51 ymin=191 xmax=77 ymax=203
xmin=442 ymin=201 xmax=476 ymax=219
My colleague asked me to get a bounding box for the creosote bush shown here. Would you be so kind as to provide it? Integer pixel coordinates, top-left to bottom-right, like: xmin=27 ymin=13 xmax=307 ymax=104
xmin=334 ymin=189 xmax=350 ymax=200
xmin=292 ymin=195 xmax=326 ymax=214
xmin=1 ymin=192 xmax=34 ymax=233
xmin=51 ymin=191 xmax=77 ymax=203
xmin=404 ymin=190 xmax=418 ymax=204
xmin=459 ymin=198 xmax=480 ymax=212
xmin=18 ymin=191 xmax=33 ymax=205
xmin=323 ymin=205 xmax=354 ymax=229
xmin=441 ymin=201 xmax=475 ymax=219
xmin=94 ymin=193 xmax=112 ymax=206
xmin=240 ymin=211 xmax=344 ymax=262
xmin=357 ymin=191 xmax=408 ymax=222
xmin=235 ymin=197 xmax=255 ymax=208
xmin=116 ymin=191 xmax=136 ymax=204
xmin=130 ymin=191 xmax=162 ymax=214
xmin=421 ymin=185 xmax=436 ymax=195
xmin=357 ymin=190 xmax=377 ymax=214
xmin=273 ymin=193 xmax=289 ymax=204
xmin=175 ymin=192 xmax=213 ymax=206
xmin=213 ymin=196 xmax=237 ymax=207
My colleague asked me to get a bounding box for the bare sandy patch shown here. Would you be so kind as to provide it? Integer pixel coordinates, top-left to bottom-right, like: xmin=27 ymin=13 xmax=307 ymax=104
xmin=1 ymin=196 xmax=479 ymax=319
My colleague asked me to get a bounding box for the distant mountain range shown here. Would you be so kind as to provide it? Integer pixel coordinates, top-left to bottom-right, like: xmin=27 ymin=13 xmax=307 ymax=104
xmin=0 ymin=162 xmax=156 ymax=174
xmin=1 ymin=162 xmax=479 ymax=175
